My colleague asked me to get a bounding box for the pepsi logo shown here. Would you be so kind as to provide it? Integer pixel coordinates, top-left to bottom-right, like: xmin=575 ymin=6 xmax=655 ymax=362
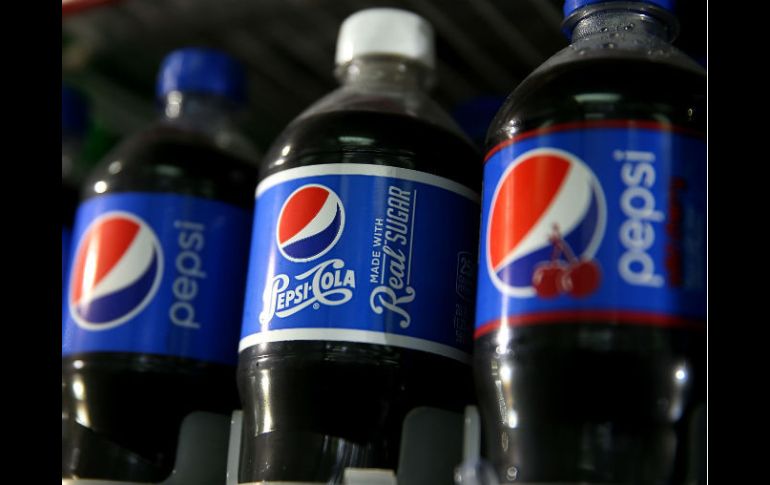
xmin=69 ymin=212 xmax=164 ymax=330
xmin=277 ymin=184 xmax=345 ymax=262
xmin=487 ymin=148 xmax=606 ymax=298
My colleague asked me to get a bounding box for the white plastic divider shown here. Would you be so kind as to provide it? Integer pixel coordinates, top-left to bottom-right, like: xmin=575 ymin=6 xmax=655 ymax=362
xmin=226 ymin=410 xmax=243 ymax=485
xmin=343 ymin=468 xmax=398 ymax=485
xmin=453 ymin=405 xmax=499 ymax=485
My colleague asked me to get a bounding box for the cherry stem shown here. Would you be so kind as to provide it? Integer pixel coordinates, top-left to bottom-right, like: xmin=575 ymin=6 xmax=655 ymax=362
xmin=560 ymin=238 xmax=579 ymax=264
xmin=549 ymin=223 xmax=562 ymax=262
xmin=550 ymin=223 xmax=579 ymax=264
xmin=550 ymin=239 xmax=563 ymax=262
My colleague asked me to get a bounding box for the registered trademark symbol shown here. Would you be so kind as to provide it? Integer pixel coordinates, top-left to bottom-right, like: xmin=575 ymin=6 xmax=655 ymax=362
xmin=313 ymin=303 xmax=320 ymax=310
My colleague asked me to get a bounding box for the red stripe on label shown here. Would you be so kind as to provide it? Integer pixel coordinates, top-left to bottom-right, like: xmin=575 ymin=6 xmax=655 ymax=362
xmin=474 ymin=310 xmax=705 ymax=338
xmin=484 ymin=120 xmax=704 ymax=163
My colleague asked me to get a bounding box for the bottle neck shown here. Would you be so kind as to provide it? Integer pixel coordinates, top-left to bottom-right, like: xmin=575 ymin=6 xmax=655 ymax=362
xmin=160 ymin=92 xmax=238 ymax=125
xmin=566 ymin=2 xmax=678 ymax=44
xmin=157 ymin=91 xmax=257 ymax=160
xmin=335 ymin=56 xmax=433 ymax=92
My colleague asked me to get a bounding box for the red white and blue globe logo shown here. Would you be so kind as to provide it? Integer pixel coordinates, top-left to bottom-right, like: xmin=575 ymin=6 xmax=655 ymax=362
xmin=68 ymin=212 xmax=163 ymax=330
xmin=277 ymin=184 xmax=345 ymax=262
xmin=487 ymin=148 xmax=607 ymax=299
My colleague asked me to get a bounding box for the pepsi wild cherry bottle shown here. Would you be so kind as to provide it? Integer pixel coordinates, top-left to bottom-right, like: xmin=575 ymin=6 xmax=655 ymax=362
xmin=237 ymin=8 xmax=480 ymax=483
xmin=474 ymin=1 xmax=705 ymax=483
xmin=61 ymin=48 xmax=258 ymax=482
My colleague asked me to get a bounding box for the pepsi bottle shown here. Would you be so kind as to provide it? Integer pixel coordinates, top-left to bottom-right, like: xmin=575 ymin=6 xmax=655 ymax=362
xmin=473 ymin=1 xmax=705 ymax=483
xmin=237 ymin=8 xmax=480 ymax=483
xmin=62 ymin=48 xmax=259 ymax=482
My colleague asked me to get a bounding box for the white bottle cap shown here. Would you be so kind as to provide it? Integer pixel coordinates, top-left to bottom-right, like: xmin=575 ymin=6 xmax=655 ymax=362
xmin=335 ymin=8 xmax=436 ymax=70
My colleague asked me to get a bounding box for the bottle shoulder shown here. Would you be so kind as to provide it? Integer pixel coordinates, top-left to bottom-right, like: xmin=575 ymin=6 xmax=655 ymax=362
xmin=260 ymin=107 xmax=481 ymax=191
xmin=487 ymin=38 xmax=706 ymax=149
xmin=83 ymin=124 xmax=259 ymax=208
xmin=298 ymin=84 xmax=463 ymax=133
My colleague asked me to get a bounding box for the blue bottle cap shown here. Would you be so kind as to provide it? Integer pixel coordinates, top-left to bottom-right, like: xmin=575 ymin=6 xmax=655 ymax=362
xmin=156 ymin=48 xmax=247 ymax=105
xmin=62 ymin=84 xmax=89 ymax=135
xmin=563 ymin=0 xmax=675 ymax=18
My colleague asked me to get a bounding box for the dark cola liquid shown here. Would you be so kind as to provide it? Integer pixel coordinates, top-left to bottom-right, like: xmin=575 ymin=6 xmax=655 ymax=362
xmin=475 ymin=56 xmax=706 ymax=484
xmin=238 ymin=110 xmax=480 ymax=483
xmin=62 ymin=127 xmax=257 ymax=482
xmin=62 ymin=183 xmax=79 ymax=231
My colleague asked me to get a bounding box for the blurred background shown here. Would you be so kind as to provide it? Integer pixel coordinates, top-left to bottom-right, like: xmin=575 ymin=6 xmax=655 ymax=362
xmin=62 ymin=0 xmax=705 ymax=155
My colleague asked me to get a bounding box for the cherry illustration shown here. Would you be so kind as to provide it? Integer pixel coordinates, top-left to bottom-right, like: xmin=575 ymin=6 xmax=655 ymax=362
xmin=561 ymin=260 xmax=601 ymax=297
xmin=530 ymin=224 xmax=602 ymax=299
xmin=533 ymin=261 xmax=568 ymax=298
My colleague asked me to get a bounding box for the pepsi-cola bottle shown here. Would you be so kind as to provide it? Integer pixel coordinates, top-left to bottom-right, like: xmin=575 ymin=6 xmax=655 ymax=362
xmin=62 ymin=48 xmax=259 ymax=482
xmin=237 ymin=8 xmax=480 ymax=483
xmin=474 ymin=1 xmax=705 ymax=483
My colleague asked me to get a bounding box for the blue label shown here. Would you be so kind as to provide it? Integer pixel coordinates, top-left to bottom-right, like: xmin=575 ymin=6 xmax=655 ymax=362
xmin=240 ymin=164 xmax=480 ymax=362
xmin=475 ymin=122 xmax=706 ymax=337
xmin=62 ymin=192 xmax=252 ymax=365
